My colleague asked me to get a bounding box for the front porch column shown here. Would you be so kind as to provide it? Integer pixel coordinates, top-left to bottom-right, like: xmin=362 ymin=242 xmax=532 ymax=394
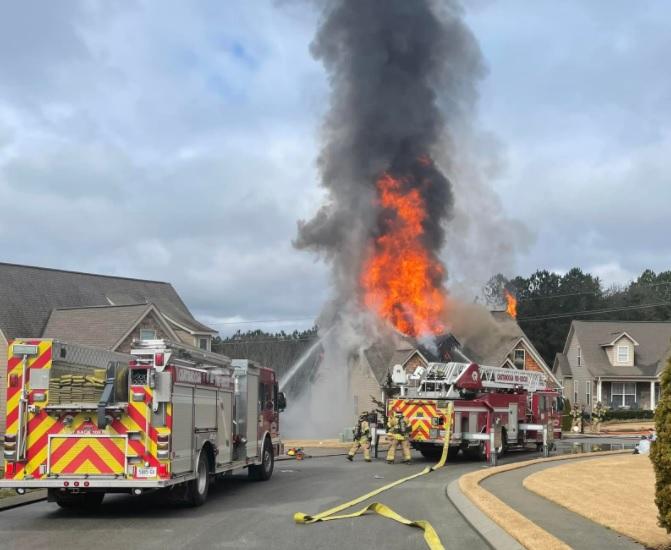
xmin=651 ymin=380 xmax=656 ymax=410
xmin=597 ymin=379 xmax=602 ymax=403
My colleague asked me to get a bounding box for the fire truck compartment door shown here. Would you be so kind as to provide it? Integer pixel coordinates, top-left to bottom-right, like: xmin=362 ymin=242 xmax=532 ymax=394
xmin=217 ymin=391 xmax=233 ymax=464
xmin=246 ymin=373 xmax=259 ymax=458
xmin=507 ymin=403 xmax=518 ymax=441
xmin=172 ymin=385 xmax=194 ymax=474
xmin=195 ymin=388 xmax=217 ymax=430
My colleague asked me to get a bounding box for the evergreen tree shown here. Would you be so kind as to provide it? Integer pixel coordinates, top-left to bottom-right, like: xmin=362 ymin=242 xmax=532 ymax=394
xmin=651 ymin=358 xmax=671 ymax=532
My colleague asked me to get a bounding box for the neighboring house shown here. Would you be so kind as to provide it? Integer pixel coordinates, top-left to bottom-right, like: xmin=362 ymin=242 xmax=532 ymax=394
xmin=350 ymin=311 xmax=559 ymax=417
xmin=0 ymin=262 xmax=217 ymax=434
xmin=552 ymin=321 xmax=669 ymax=412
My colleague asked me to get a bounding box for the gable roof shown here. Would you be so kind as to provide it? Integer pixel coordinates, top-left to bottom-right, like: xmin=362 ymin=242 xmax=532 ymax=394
xmin=570 ymin=321 xmax=671 ymax=378
xmin=0 ymin=262 xmax=215 ymax=339
xmin=600 ymin=331 xmax=640 ymax=347
xmin=42 ymin=304 xmax=179 ymax=351
xmin=553 ymin=352 xmax=573 ymax=379
xmin=364 ymin=345 xmax=395 ymax=385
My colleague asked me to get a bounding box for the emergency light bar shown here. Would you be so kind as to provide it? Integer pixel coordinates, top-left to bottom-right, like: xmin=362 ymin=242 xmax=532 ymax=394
xmin=12 ymin=344 xmax=39 ymax=357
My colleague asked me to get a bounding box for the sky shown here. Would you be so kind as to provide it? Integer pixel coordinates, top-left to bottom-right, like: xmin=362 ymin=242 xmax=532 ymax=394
xmin=0 ymin=1 xmax=669 ymax=336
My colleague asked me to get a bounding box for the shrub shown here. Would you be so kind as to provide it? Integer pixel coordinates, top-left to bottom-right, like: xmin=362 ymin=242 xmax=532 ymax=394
xmin=561 ymin=397 xmax=572 ymax=431
xmin=651 ymin=358 xmax=671 ymax=532
xmin=603 ymin=409 xmax=654 ymax=421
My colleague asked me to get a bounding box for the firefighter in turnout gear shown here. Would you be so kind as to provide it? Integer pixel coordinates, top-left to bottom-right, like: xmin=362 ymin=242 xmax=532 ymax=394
xmin=386 ymin=410 xmax=412 ymax=464
xmin=347 ymin=411 xmax=372 ymax=462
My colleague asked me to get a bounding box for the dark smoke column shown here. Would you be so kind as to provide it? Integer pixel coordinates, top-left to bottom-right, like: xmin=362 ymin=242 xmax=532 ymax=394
xmin=296 ymin=0 xmax=484 ymax=336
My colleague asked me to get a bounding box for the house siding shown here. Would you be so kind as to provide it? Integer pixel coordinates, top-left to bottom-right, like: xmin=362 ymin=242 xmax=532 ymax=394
xmin=510 ymin=342 xmax=543 ymax=372
xmin=565 ymin=333 xmax=593 ymax=409
xmin=404 ymin=354 xmax=426 ymax=374
xmin=0 ymin=330 xmax=7 ymax=435
xmin=349 ymin=355 xmax=384 ymax=419
xmin=115 ymin=313 xmax=172 ymax=353
xmin=605 ymin=336 xmax=635 ymax=367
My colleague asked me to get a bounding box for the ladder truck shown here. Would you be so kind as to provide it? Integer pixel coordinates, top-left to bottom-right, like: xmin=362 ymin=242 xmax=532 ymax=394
xmin=1 ymin=338 xmax=286 ymax=508
xmin=385 ymin=362 xmax=562 ymax=461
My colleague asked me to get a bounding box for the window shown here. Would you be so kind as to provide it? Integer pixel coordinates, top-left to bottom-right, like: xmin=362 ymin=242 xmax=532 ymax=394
xmin=586 ymin=380 xmax=591 ymax=407
xmin=514 ymin=349 xmax=525 ymax=368
xmin=574 ymin=380 xmax=579 ymax=405
xmin=611 ymin=382 xmax=636 ymax=408
xmin=617 ymin=345 xmax=630 ymax=363
xmin=577 ymin=347 xmax=581 ymax=366
xmin=139 ymin=329 xmax=156 ymax=340
xmin=198 ymin=338 xmax=209 ymax=351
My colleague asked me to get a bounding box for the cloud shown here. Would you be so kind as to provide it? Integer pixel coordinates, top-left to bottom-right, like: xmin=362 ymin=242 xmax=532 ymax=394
xmin=0 ymin=0 xmax=668 ymax=338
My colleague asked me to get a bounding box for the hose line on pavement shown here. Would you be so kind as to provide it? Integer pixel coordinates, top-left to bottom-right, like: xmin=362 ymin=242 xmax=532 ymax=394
xmin=294 ymin=402 xmax=454 ymax=550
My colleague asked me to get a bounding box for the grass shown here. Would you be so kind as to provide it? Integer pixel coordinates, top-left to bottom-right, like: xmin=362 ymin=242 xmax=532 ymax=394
xmin=524 ymin=454 xmax=671 ymax=549
xmin=458 ymin=450 xmax=628 ymax=550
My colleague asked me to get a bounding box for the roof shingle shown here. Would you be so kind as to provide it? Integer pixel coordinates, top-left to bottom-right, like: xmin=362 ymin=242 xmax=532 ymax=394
xmin=0 ymin=262 xmax=215 ymax=339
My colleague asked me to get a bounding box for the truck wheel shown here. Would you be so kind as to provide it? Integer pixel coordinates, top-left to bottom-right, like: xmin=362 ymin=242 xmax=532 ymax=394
xmin=419 ymin=446 xmax=442 ymax=460
xmin=54 ymin=491 xmax=104 ymax=509
xmin=465 ymin=442 xmax=485 ymax=460
xmin=187 ymin=450 xmax=210 ymax=506
xmin=249 ymin=438 xmax=274 ymax=481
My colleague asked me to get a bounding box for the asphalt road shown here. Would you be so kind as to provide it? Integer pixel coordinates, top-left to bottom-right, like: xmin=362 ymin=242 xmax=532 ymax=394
xmin=0 ymin=452 xmax=491 ymax=550
xmin=0 ymin=439 xmax=617 ymax=550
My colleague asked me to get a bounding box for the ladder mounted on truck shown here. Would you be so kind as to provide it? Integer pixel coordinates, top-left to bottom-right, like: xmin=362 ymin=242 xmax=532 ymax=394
xmin=405 ymin=361 xmax=548 ymax=399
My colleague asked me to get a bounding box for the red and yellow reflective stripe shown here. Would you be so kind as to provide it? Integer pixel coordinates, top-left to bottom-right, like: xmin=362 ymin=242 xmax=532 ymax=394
xmin=50 ymin=436 xmax=126 ymax=475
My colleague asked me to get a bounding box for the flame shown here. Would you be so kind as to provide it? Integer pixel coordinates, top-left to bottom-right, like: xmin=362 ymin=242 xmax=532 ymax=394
xmin=504 ymin=290 xmax=517 ymax=319
xmin=361 ymin=170 xmax=447 ymax=337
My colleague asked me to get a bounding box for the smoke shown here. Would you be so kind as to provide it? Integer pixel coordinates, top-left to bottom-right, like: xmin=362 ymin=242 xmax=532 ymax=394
xmin=291 ymin=1 xmax=514 ymax=434
xmin=295 ymin=0 xmax=483 ymax=306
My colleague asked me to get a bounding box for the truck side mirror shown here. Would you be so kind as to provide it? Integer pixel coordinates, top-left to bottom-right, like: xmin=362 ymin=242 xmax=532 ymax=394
xmin=277 ymin=391 xmax=287 ymax=412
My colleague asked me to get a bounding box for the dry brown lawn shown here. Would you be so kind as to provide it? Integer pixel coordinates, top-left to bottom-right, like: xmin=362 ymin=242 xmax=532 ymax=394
xmin=602 ymin=420 xmax=655 ymax=433
xmin=524 ymin=454 xmax=671 ymax=549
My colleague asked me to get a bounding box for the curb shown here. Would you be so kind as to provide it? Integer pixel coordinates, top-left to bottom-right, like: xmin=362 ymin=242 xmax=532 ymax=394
xmin=447 ymin=479 xmax=522 ymax=550
xmin=456 ymin=450 xmax=629 ymax=550
xmin=0 ymin=490 xmax=47 ymax=512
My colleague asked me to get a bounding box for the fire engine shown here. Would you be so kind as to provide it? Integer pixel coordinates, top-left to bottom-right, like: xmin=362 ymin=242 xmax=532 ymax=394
xmin=385 ymin=361 xmax=562 ymax=460
xmin=1 ymin=338 xmax=285 ymax=507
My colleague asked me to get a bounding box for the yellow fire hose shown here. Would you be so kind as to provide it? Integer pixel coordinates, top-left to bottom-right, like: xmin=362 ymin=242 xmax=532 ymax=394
xmin=294 ymin=402 xmax=454 ymax=550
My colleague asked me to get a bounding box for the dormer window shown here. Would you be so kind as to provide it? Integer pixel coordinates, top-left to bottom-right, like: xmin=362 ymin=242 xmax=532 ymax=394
xmin=514 ymin=349 xmax=525 ymax=369
xmin=617 ymin=345 xmax=629 ymax=363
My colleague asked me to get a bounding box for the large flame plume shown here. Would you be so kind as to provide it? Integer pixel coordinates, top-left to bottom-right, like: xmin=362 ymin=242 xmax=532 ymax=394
xmin=361 ymin=165 xmax=448 ymax=336
xmin=504 ymin=290 xmax=518 ymax=319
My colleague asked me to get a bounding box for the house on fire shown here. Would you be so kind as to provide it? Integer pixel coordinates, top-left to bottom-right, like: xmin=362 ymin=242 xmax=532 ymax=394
xmin=0 ymin=262 xmax=217 ymax=434
xmin=552 ymin=321 xmax=669 ymax=411
xmin=349 ymin=311 xmax=559 ymax=417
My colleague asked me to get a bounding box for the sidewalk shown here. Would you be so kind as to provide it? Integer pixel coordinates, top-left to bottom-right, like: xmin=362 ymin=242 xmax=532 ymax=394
xmin=481 ymin=458 xmax=642 ymax=549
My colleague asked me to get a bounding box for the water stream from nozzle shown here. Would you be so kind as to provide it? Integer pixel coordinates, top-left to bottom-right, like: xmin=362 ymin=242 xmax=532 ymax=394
xmin=279 ymin=326 xmax=333 ymax=391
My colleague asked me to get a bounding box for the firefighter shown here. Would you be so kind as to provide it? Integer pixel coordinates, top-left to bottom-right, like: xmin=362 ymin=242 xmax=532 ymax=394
xmin=347 ymin=411 xmax=372 ymax=462
xmin=386 ymin=410 xmax=412 ymax=464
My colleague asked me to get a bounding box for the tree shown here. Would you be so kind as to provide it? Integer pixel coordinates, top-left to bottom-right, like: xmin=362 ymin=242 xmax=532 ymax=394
xmin=651 ymin=358 xmax=671 ymax=532
xmin=211 ymin=327 xmax=319 ymax=380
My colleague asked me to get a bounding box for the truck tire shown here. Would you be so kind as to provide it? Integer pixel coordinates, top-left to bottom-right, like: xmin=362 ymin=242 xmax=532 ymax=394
xmin=53 ymin=491 xmax=104 ymax=509
xmin=249 ymin=438 xmax=274 ymax=481
xmin=419 ymin=446 xmax=442 ymax=460
xmin=187 ymin=450 xmax=210 ymax=506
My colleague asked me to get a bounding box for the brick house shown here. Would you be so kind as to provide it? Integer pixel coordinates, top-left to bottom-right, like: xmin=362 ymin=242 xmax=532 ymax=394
xmin=0 ymin=262 xmax=217 ymax=434
xmin=552 ymin=321 xmax=668 ymax=411
xmin=350 ymin=311 xmax=559 ymax=417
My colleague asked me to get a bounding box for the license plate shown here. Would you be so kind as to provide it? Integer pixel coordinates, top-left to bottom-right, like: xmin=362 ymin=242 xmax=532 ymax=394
xmin=135 ymin=467 xmax=156 ymax=478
